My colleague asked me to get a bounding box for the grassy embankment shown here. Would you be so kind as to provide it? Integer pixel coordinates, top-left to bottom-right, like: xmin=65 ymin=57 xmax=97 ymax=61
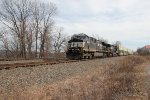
xmin=1 ymin=56 xmax=150 ymax=100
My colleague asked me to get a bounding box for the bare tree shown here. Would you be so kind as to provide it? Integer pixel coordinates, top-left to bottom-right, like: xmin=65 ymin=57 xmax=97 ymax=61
xmin=62 ymin=35 xmax=70 ymax=52
xmin=26 ymin=26 xmax=34 ymax=58
xmin=0 ymin=0 xmax=33 ymax=58
xmin=32 ymin=2 xmax=40 ymax=58
xmin=31 ymin=2 xmax=56 ymax=58
xmin=137 ymin=47 xmax=150 ymax=55
xmin=39 ymin=9 xmax=56 ymax=58
xmin=53 ymin=27 xmax=67 ymax=53
xmin=0 ymin=30 xmax=14 ymax=58
xmin=0 ymin=0 xmax=57 ymax=59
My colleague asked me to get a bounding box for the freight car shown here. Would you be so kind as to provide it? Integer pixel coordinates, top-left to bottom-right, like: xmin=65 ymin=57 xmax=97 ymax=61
xmin=66 ymin=33 xmax=132 ymax=59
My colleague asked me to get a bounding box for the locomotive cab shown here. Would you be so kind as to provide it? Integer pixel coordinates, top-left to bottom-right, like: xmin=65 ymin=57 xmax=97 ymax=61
xmin=66 ymin=34 xmax=86 ymax=59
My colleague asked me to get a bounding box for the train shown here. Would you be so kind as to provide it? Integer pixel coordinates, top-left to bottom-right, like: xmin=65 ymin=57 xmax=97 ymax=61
xmin=66 ymin=33 xmax=133 ymax=59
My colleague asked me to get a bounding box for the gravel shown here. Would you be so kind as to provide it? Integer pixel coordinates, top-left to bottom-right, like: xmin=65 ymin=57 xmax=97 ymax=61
xmin=0 ymin=57 xmax=125 ymax=92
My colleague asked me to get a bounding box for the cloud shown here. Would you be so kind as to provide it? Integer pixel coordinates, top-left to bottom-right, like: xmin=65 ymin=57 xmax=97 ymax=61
xmin=48 ymin=0 xmax=150 ymax=50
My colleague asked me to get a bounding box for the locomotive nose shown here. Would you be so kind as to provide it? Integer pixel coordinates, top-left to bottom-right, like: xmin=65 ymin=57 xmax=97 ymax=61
xmin=66 ymin=48 xmax=81 ymax=59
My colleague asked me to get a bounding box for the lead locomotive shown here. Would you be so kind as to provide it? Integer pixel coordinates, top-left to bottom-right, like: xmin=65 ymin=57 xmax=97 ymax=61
xmin=66 ymin=33 xmax=121 ymax=59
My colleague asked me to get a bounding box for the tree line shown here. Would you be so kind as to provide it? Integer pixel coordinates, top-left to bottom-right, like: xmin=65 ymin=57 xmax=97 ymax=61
xmin=137 ymin=47 xmax=150 ymax=55
xmin=0 ymin=0 xmax=68 ymax=59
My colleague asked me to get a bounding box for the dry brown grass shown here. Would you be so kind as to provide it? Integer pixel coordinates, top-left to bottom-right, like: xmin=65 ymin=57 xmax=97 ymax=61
xmin=0 ymin=56 xmax=149 ymax=100
xmin=102 ymin=56 xmax=147 ymax=100
xmin=46 ymin=56 xmax=148 ymax=100
xmin=47 ymin=56 xmax=147 ymax=100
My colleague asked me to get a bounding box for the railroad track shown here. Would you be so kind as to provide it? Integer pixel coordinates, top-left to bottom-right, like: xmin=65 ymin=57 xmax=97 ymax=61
xmin=0 ymin=59 xmax=78 ymax=70
xmin=0 ymin=56 xmax=120 ymax=70
xmin=0 ymin=57 xmax=67 ymax=61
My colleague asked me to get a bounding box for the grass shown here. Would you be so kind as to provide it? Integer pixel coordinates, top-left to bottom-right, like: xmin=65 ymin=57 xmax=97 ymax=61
xmin=48 ymin=56 xmax=147 ymax=100
xmin=0 ymin=55 xmax=149 ymax=100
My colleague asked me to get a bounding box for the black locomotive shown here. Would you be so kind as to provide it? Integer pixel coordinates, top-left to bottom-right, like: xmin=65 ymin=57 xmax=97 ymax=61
xmin=66 ymin=33 xmax=124 ymax=59
xmin=66 ymin=33 xmax=134 ymax=59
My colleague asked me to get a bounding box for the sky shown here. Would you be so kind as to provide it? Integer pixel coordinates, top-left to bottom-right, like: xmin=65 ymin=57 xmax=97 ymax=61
xmin=48 ymin=0 xmax=150 ymax=50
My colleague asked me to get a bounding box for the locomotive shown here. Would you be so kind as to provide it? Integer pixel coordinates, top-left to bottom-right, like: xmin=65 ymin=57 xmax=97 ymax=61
xmin=66 ymin=33 xmax=133 ymax=59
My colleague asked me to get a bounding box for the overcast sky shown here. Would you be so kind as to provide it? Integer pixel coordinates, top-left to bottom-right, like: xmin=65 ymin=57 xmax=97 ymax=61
xmin=48 ymin=0 xmax=150 ymax=50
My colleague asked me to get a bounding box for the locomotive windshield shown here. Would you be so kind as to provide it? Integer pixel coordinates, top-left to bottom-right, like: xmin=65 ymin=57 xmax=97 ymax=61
xmin=71 ymin=33 xmax=87 ymax=40
xmin=71 ymin=36 xmax=86 ymax=40
xmin=68 ymin=38 xmax=83 ymax=43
